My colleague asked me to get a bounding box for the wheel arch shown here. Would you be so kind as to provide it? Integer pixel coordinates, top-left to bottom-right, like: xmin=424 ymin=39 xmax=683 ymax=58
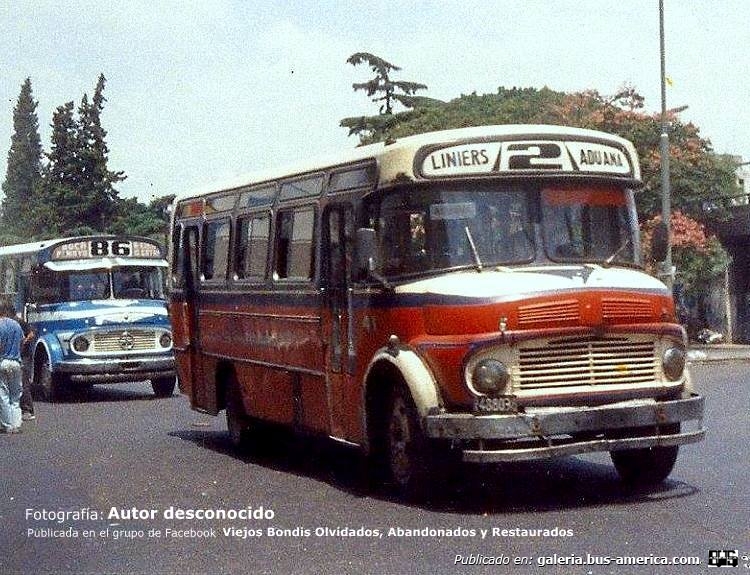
xmin=361 ymin=347 xmax=442 ymax=453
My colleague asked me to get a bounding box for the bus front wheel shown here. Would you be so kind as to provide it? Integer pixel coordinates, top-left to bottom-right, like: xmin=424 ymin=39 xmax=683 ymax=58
xmin=610 ymin=425 xmax=680 ymax=486
xmin=35 ymin=357 xmax=65 ymax=402
xmin=385 ymin=385 xmax=431 ymax=499
xmin=151 ymin=376 xmax=176 ymax=398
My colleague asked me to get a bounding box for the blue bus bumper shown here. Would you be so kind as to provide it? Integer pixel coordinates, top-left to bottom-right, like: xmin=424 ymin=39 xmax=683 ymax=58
xmin=54 ymin=355 xmax=176 ymax=384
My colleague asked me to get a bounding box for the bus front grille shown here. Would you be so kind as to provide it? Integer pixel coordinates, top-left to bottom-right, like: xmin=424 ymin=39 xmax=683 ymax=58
xmin=92 ymin=330 xmax=158 ymax=353
xmin=516 ymin=337 xmax=657 ymax=389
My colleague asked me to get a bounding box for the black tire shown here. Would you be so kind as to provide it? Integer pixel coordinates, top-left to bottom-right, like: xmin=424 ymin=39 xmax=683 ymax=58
xmin=225 ymin=379 xmax=252 ymax=450
xmin=35 ymin=355 xmax=65 ymax=402
xmin=151 ymin=376 xmax=176 ymax=398
xmin=385 ymin=385 xmax=432 ymax=499
xmin=611 ymin=425 xmax=680 ymax=486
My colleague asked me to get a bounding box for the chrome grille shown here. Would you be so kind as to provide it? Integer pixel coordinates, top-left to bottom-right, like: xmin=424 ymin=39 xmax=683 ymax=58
xmin=91 ymin=330 xmax=158 ymax=353
xmin=516 ymin=336 xmax=657 ymax=389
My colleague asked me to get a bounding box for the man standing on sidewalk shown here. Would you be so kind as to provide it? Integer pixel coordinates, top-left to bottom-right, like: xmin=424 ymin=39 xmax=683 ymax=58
xmin=0 ymin=299 xmax=24 ymax=433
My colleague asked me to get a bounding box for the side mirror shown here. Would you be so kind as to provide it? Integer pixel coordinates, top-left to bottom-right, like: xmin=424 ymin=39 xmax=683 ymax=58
xmin=355 ymin=227 xmax=377 ymax=278
xmin=651 ymin=221 xmax=669 ymax=262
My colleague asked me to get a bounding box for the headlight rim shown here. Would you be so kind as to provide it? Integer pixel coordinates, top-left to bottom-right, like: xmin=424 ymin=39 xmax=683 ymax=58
xmin=471 ymin=358 xmax=511 ymax=396
xmin=662 ymin=345 xmax=686 ymax=381
xmin=72 ymin=336 xmax=90 ymax=353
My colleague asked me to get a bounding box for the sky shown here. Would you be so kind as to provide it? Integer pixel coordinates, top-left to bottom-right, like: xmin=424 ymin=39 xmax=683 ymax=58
xmin=1 ymin=0 xmax=748 ymax=205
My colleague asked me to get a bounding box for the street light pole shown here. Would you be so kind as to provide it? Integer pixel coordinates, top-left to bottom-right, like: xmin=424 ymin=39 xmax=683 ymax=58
xmin=659 ymin=0 xmax=673 ymax=290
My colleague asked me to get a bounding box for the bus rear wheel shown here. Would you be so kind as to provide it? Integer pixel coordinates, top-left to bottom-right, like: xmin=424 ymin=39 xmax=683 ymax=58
xmin=151 ymin=376 xmax=176 ymax=398
xmin=226 ymin=380 xmax=252 ymax=450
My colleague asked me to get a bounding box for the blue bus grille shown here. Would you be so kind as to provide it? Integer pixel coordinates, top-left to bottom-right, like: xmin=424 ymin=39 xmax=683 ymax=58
xmin=91 ymin=330 xmax=159 ymax=353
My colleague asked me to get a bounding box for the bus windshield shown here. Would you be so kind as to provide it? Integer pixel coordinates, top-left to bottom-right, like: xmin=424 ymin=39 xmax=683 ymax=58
xmin=32 ymin=266 xmax=166 ymax=304
xmin=541 ymin=186 xmax=636 ymax=264
xmin=365 ymin=183 xmax=638 ymax=278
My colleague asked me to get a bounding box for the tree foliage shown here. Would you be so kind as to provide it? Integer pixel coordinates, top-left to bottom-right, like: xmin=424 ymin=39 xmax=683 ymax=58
xmin=341 ymin=53 xmax=429 ymax=142
xmin=1 ymin=78 xmax=43 ymax=239
xmin=341 ymin=84 xmax=740 ymax=220
xmin=0 ymin=74 xmax=159 ymax=245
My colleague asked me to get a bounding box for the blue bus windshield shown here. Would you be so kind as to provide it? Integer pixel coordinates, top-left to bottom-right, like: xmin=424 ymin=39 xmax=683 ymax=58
xmin=32 ymin=267 xmax=165 ymax=304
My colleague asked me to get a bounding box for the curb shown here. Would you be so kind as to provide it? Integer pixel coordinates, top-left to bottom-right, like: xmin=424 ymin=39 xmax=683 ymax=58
xmin=687 ymin=346 xmax=750 ymax=363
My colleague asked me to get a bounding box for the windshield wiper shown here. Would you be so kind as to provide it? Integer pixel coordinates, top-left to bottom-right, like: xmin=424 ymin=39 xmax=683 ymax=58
xmin=464 ymin=226 xmax=483 ymax=272
xmin=603 ymin=237 xmax=632 ymax=267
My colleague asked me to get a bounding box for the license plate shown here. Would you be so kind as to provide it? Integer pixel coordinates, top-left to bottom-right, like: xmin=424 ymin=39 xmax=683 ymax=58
xmin=474 ymin=396 xmax=517 ymax=414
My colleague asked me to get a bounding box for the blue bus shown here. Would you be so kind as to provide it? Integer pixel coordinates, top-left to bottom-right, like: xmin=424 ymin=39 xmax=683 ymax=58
xmin=0 ymin=235 xmax=176 ymax=399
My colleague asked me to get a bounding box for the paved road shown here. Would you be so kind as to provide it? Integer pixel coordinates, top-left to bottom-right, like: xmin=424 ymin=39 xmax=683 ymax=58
xmin=1 ymin=363 xmax=747 ymax=575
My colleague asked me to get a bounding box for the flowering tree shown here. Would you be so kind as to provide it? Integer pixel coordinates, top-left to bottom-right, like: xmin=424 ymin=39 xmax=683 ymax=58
xmin=642 ymin=211 xmax=729 ymax=335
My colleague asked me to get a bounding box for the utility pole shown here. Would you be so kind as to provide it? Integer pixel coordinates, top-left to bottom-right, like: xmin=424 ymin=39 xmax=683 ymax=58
xmin=659 ymin=0 xmax=673 ymax=290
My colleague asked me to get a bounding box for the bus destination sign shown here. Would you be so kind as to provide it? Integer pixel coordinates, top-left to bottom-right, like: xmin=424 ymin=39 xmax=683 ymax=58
xmin=51 ymin=239 xmax=161 ymax=261
xmin=420 ymin=140 xmax=633 ymax=178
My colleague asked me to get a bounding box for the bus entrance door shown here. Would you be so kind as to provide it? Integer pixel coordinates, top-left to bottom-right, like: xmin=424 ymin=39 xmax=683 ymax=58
xmin=174 ymin=225 xmax=211 ymax=411
xmin=325 ymin=206 xmax=357 ymax=439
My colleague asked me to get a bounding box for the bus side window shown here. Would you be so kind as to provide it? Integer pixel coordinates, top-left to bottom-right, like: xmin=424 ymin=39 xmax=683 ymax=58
xmin=201 ymin=220 xmax=231 ymax=282
xmin=174 ymin=226 xmax=200 ymax=290
xmin=275 ymin=207 xmax=315 ymax=280
xmin=235 ymin=213 xmax=270 ymax=281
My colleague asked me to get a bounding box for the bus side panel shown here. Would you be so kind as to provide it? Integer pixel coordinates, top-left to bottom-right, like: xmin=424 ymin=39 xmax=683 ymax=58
xmin=236 ymin=363 xmax=294 ymax=425
xmin=299 ymin=373 xmax=329 ymax=433
xmin=200 ymin=296 xmax=329 ymax=432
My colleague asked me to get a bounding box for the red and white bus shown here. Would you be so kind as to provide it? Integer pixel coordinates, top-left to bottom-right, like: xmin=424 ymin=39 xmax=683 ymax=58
xmin=169 ymin=125 xmax=704 ymax=497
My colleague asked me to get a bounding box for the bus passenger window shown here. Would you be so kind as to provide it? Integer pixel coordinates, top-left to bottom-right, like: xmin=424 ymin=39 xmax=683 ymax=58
xmin=236 ymin=214 xmax=270 ymax=280
xmin=275 ymin=208 xmax=315 ymax=280
xmin=202 ymin=220 xmax=230 ymax=281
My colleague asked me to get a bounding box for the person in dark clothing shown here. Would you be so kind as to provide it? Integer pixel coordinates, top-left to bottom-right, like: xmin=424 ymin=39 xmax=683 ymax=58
xmin=18 ymin=317 xmax=35 ymax=420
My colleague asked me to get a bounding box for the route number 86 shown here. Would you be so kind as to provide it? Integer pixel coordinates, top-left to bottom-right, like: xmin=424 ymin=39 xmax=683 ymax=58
xmin=90 ymin=240 xmax=132 ymax=257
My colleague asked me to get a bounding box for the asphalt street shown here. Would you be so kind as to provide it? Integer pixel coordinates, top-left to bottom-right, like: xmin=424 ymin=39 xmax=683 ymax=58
xmin=1 ymin=361 xmax=748 ymax=575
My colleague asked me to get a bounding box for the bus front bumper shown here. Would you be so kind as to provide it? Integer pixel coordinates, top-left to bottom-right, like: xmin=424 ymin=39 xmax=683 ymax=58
xmin=55 ymin=356 xmax=176 ymax=384
xmin=423 ymin=394 xmax=705 ymax=463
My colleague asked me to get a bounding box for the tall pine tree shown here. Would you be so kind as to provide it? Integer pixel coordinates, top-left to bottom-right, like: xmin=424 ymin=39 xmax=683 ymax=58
xmin=1 ymin=78 xmax=42 ymax=240
xmin=38 ymin=101 xmax=81 ymax=235
xmin=77 ymin=74 xmax=125 ymax=231
xmin=34 ymin=74 xmax=125 ymax=237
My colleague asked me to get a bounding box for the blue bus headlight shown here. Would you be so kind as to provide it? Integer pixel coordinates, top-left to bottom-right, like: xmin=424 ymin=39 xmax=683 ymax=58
xmin=662 ymin=346 xmax=686 ymax=381
xmin=159 ymin=333 xmax=172 ymax=348
xmin=73 ymin=337 xmax=90 ymax=352
xmin=472 ymin=359 xmax=510 ymax=394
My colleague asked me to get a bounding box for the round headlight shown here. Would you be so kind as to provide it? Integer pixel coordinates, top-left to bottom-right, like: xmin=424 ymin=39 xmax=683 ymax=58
xmin=159 ymin=333 xmax=172 ymax=348
xmin=472 ymin=359 xmax=510 ymax=394
xmin=73 ymin=337 xmax=90 ymax=352
xmin=662 ymin=346 xmax=686 ymax=381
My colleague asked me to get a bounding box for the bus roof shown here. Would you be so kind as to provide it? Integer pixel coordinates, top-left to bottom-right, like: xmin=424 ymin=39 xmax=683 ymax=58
xmin=177 ymin=124 xmax=642 ymax=203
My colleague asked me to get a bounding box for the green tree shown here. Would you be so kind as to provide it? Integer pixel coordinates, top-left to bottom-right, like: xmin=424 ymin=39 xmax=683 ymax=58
xmin=76 ymin=74 xmax=125 ymax=231
xmin=1 ymin=78 xmax=43 ymax=240
xmin=111 ymin=194 xmax=174 ymax=240
xmin=37 ymin=101 xmax=81 ymax=236
xmin=342 ymin=84 xmax=740 ymax=219
xmin=341 ymin=53 xmax=429 ymax=142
